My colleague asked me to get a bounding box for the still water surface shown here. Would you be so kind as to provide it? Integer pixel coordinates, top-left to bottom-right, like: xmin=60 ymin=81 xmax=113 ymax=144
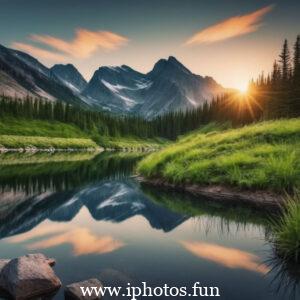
xmin=0 ymin=152 xmax=299 ymax=299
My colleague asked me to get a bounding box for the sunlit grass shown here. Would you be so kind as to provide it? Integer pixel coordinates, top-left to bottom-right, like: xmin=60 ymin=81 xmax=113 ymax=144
xmin=137 ymin=119 xmax=300 ymax=192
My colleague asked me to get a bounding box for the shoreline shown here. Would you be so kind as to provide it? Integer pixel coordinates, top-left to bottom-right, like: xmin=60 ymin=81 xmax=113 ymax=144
xmin=0 ymin=146 xmax=158 ymax=153
xmin=136 ymin=176 xmax=285 ymax=211
xmin=0 ymin=146 xmax=103 ymax=153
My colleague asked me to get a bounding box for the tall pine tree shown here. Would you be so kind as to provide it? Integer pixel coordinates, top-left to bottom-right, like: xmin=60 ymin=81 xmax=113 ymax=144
xmin=279 ymin=39 xmax=291 ymax=85
xmin=293 ymin=35 xmax=300 ymax=85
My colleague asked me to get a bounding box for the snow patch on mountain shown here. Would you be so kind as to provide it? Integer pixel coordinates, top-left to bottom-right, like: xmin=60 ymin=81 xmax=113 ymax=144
xmin=101 ymin=80 xmax=137 ymax=107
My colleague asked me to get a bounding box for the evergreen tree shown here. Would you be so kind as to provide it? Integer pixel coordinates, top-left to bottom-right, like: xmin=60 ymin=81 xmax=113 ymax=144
xmin=279 ymin=39 xmax=291 ymax=84
xmin=271 ymin=60 xmax=281 ymax=87
xmin=293 ymin=35 xmax=300 ymax=85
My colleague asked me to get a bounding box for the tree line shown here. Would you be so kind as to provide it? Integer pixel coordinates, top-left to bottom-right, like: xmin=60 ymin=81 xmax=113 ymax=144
xmin=0 ymin=96 xmax=159 ymax=138
xmin=249 ymin=35 xmax=300 ymax=118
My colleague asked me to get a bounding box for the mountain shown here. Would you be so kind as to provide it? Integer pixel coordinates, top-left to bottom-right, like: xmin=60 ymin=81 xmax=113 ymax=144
xmin=0 ymin=43 xmax=226 ymax=117
xmin=82 ymin=56 xmax=225 ymax=117
xmin=0 ymin=44 xmax=85 ymax=106
xmin=0 ymin=180 xmax=188 ymax=238
xmin=81 ymin=65 xmax=151 ymax=113
xmin=51 ymin=64 xmax=87 ymax=93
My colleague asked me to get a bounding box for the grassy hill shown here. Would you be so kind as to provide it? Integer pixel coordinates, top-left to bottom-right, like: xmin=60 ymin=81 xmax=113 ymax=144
xmin=0 ymin=117 xmax=88 ymax=138
xmin=0 ymin=117 xmax=166 ymax=150
xmin=0 ymin=117 xmax=98 ymax=150
xmin=137 ymin=119 xmax=300 ymax=192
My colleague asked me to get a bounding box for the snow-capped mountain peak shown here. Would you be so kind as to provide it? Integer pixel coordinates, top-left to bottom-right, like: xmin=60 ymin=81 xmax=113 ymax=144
xmin=0 ymin=42 xmax=226 ymax=117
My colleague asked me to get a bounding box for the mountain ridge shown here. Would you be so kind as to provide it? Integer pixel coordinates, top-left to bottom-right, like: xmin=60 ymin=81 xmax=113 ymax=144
xmin=0 ymin=44 xmax=226 ymax=118
xmin=0 ymin=44 xmax=86 ymax=106
xmin=83 ymin=55 xmax=226 ymax=117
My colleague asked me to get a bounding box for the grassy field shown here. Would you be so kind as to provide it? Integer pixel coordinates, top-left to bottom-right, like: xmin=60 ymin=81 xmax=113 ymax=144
xmin=0 ymin=117 xmax=166 ymax=150
xmin=0 ymin=117 xmax=88 ymax=138
xmin=138 ymin=119 xmax=300 ymax=192
xmin=0 ymin=117 xmax=98 ymax=150
xmin=0 ymin=135 xmax=98 ymax=150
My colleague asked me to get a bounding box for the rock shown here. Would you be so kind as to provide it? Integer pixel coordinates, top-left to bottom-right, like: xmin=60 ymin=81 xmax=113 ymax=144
xmin=0 ymin=259 xmax=10 ymax=272
xmin=65 ymin=278 xmax=103 ymax=300
xmin=25 ymin=253 xmax=56 ymax=267
xmin=0 ymin=253 xmax=61 ymax=300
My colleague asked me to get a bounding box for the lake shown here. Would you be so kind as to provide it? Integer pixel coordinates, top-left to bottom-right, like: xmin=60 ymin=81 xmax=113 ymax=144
xmin=0 ymin=152 xmax=299 ymax=299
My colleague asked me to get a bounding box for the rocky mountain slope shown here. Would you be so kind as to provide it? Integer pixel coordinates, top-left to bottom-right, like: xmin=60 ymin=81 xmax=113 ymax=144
xmin=0 ymin=44 xmax=85 ymax=106
xmin=0 ymin=43 xmax=226 ymax=117
xmin=83 ymin=56 xmax=225 ymax=117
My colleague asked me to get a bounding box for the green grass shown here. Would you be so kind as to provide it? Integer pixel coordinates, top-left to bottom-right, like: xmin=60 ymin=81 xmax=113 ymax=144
xmin=137 ymin=119 xmax=300 ymax=192
xmin=0 ymin=135 xmax=98 ymax=149
xmin=0 ymin=117 xmax=98 ymax=150
xmin=0 ymin=117 xmax=88 ymax=138
xmin=0 ymin=117 xmax=166 ymax=150
xmin=272 ymin=192 xmax=300 ymax=262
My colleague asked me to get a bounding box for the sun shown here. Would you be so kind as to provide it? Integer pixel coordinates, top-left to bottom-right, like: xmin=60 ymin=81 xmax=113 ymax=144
xmin=237 ymin=82 xmax=249 ymax=95
xmin=237 ymin=83 xmax=249 ymax=96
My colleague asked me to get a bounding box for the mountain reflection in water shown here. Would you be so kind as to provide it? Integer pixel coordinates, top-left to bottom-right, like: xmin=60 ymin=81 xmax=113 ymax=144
xmin=0 ymin=152 xmax=299 ymax=300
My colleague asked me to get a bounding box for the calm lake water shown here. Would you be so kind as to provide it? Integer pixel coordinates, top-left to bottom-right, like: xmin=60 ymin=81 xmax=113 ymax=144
xmin=0 ymin=152 xmax=299 ymax=300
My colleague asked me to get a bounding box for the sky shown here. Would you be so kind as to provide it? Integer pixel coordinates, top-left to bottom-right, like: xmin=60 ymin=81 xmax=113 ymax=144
xmin=0 ymin=0 xmax=299 ymax=90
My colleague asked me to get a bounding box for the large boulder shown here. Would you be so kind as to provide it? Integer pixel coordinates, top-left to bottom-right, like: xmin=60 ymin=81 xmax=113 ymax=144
xmin=65 ymin=278 xmax=103 ymax=300
xmin=0 ymin=259 xmax=10 ymax=272
xmin=0 ymin=253 xmax=61 ymax=300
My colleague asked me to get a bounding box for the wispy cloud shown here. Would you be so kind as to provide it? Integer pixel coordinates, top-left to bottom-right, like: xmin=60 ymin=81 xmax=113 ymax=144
xmin=12 ymin=29 xmax=129 ymax=62
xmin=27 ymin=228 xmax=124 ymax=256
xmin=12 ymin=42 xmax=67 ymax=62
xmin=180 ymin=241 xmax=270 ymax=274
xmin=8 ymin=223 xmax=124 ymax=256
xmin=185 ymin=5 xmax=274 ymax=46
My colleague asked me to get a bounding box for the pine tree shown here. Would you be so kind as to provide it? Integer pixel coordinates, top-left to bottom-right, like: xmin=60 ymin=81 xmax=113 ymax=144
xmin=293 ymin=35 xmax=300 ymax=84
xmin=279 ymin=39 xmax=291 ymax=84
xmin=271 ymin=60 xmax=281 ymax=87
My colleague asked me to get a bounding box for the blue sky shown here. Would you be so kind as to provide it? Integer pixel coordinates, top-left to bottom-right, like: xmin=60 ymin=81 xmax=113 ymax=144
xmin=0 ymin=0 xmax=299 ymax=89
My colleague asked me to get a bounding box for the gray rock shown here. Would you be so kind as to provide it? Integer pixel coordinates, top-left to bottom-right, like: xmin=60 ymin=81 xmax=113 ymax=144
xmin=0 ymin=259 xmax=10 ymax=272
xmin=65 ymin=278 xmax=103 ymax=300
xmin=0 ymin=253 xmax=61 ymax=300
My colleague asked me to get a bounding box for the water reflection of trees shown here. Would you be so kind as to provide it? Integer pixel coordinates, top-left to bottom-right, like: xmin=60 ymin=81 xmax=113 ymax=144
xmin=0 ymin=152 xmax=144 ymax=195
xmin=141 ymin=185 xmax=273 ymax=235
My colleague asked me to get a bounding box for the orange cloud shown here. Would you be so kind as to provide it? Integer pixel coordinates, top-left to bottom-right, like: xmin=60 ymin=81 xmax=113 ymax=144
xmin=185 ymin=5 xmax=274 ymax=46
xmin=12 ymin=42 xmax=67 ymax=62
xmin=30 ymin=29 xmax=128 ymax=58
xmin=12 ymin=29 xmax=128 ymax=62
xmin=8 ymin=223 xmax=69 ymax=243
xmin=180 ymin=241 xmax=269 ymax=274
xmin=27 ymin=228 xmax=124 ymax=256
